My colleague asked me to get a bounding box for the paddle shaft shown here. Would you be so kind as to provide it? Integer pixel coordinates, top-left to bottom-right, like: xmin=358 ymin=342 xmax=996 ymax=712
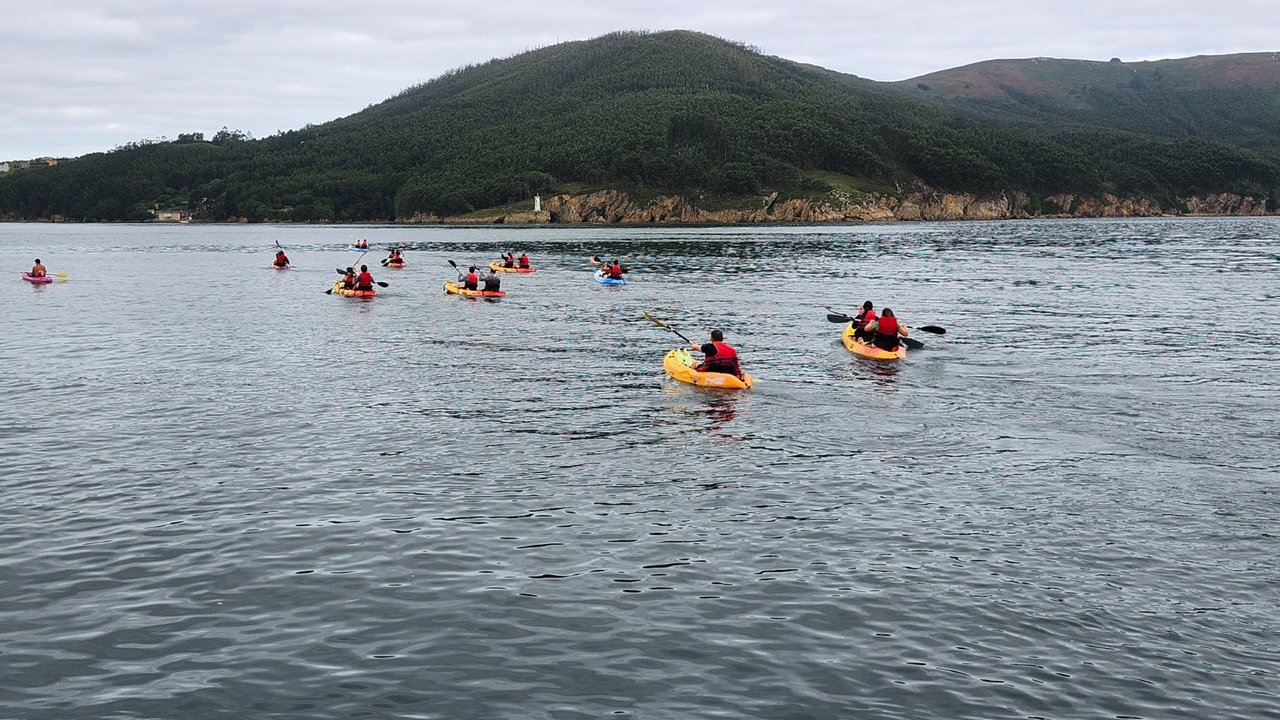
xmin=643 ymin=312 xmax=692 ymax=344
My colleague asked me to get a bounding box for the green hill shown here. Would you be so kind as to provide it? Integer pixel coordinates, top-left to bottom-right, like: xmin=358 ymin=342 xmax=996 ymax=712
xmin=1 ymin=31 xmax=1278 ymax=222
xmin=896 ymin=53 xmax=1280 ymax=150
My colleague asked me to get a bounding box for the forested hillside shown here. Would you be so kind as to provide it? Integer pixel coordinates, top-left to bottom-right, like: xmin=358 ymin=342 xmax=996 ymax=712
xmin=1 ymin=31 xmax=1278 ymax=222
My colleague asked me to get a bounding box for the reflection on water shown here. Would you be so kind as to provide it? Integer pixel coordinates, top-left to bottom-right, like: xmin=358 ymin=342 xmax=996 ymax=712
xmin=1 ymin=218 xmax=1278 ymax=720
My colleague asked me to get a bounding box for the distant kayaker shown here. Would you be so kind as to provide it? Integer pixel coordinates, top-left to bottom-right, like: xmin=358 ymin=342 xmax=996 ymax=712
xmin=30 ymin=259 xmax=47 ymax=277
xmin=852 ymin=300 xmax=876 ymax=341
xmin=273 ymin=250 xmax=290 ymax=268
xmin=342 ymin=266 xmax=357 ymax=289
xmin=386 ymin=249 xmax=403 ymax=263
xmin=463 ymin=266 xmax=480 ymax=291
xmin=606 ymin=260 xmax=624 ymax=279
xmin=691 ymin=329 xmax=744 ymax=378
xmin=355 ymin=265 xmax=375 ymax=292
xmin=483 ymin=268 xmax=501 ymax=293
xmin=864 ymin=308 xmax=909 ymax=352
xmin=518 ymin=253 xmax=531 ymax=269
xmin=502 ymin=253 xmax=516 ymax=268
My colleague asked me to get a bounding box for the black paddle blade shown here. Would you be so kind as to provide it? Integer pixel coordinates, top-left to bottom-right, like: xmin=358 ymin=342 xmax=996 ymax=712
xmin=375 ymin=281 xmax=389 ymax=287
xmin=335 ymin=268 xmax=347 ymax=275
xmin=919 ymin=325 xmax=946 ymax=335
xmin=826 ymin=312 xmax=853 ymax=323
xmin=900 ymin=336 xmax=925 ymax=350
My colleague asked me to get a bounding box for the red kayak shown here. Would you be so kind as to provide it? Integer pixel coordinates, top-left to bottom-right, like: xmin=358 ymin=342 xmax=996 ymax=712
xmin=22 ymin=273 xmax=52 ymax=284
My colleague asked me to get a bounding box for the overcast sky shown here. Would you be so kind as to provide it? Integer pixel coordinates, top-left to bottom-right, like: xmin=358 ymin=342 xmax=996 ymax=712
xmin=3 ymin=0 xmax=1275 ymax=160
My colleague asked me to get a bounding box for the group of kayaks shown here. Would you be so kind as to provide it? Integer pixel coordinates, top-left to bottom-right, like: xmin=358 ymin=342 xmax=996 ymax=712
xmin=277 ymin=243 xmax=931 ymax=393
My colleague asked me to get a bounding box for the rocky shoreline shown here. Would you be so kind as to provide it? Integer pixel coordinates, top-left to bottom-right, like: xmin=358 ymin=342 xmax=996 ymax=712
xmin=403 ymin=188 xmax=1275 ymax=225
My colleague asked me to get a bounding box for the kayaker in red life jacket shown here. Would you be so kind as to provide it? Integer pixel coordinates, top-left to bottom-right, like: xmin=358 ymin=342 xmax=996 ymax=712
xmin=386 ymin=249 xmax=402 ymax=263
xmin=852 ymin=300 xmax=876 ymax=341
xmin=502 ymin=253 xmax=516 ymax=268
xmin=607 ymin=260 xmax=624 ymax=279
xmin=464 ymin=266 xmax=480 ymax=290
xmin=356 ymin=265 xmax=375 ymax=291
xmin=518 ymin=253 xmax=530 ymax=269
xmin=342 ymin=266 xmax=357 ymax=289
xmin=31 ymin=259 xmax=47 ymax=277
xmin=692 ymin=329 xmax=744 ymax=378
xmin=273 ymin=250 xmax=289 ymax=268
xmin=864 ymin=308 xmax=909 ymax=351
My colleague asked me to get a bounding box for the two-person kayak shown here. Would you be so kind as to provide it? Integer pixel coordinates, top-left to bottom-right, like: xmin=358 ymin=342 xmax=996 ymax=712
xmin=444 ymin=281 xmax=505 ymax=298
xmin=841 ymin=325 xmax=906 ymax=360
xmin=488 ymin=261 xmax=534 ymax=274
xmin=331 ymin=281 xmax=377 ymax=298
xmin=663 ymin=348 xmax=753 ymax=389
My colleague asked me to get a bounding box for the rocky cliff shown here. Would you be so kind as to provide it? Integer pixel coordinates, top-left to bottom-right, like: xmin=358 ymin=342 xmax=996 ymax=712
xmin=400 ymin=188 xmax=1273 ymax=225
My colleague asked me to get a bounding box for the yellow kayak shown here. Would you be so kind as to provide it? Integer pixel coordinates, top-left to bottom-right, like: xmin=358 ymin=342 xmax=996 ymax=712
xmin=663 ymin=349 xmax=753 ymax=389
xmin=443 ymin=281 xmax=505 ymax=298
xmin=842 ymin=326 xmax=906 ymax=360
xmin=487 ymin=261 xmax=535 ymax=273
xmin=331 ymin=281 xmax=377 ymax=298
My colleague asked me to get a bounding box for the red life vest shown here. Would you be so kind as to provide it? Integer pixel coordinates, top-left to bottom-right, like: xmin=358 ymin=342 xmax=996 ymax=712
xmin=857 ymin=309 xmax=877 ymax=327
xmin=877 ymin=315 xmax=898 ymax=336
xmin=608 ymin=264 xmax=623 ymax=279
xmin=518 ymin=255 xmax=530 ymax=268
xmin=465 ymin=272 xmax=478 ymax=287
xmin=357 ymin=271 xmax=374 ymax=289
xmin=702 ymin=341 xmax=741 ymax=375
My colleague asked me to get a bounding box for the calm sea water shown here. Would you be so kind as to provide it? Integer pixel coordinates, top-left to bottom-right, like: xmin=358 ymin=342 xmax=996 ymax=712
xmin=2 ymin=219 xmax=1277 ymax=719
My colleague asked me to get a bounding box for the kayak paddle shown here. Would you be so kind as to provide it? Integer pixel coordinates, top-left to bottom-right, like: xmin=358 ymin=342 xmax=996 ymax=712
xmin=643 ymin=311 xmax=692 ymax=344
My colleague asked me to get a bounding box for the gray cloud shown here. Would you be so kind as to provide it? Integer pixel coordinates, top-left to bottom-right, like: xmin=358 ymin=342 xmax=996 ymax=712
xmin=2 ymin=0 xmax=1275 ymax=159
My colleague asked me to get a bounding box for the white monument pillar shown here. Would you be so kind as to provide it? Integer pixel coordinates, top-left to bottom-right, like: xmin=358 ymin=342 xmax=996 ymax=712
xmin=534 ymin=194 xmax=541 ymax=212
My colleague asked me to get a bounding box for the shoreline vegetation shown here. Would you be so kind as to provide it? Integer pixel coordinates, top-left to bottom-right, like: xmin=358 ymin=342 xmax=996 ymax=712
xmin=5 ymin=187 xmax=1274 ymax=225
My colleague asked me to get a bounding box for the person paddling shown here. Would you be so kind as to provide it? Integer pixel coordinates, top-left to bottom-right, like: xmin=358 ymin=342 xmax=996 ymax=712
xmin=502 ymin=252 xmax=516 ymax=269
xmin=355 ymin=264 xmax=375 ymax=292
xmin=30 ymin=258 xmax=47 ymax=277
xmin=606 ymin=260 xmax=624 ymax=280
xmin=691 ymin=329 xmax=744 ymax=378
xmin=463 ymin=265 xmax=480 ymax=291
xmin=483 ymin=268 xmax=502 ymax=293
xmin=273 ymin=250 xmax=290 ymax=268
xmin=863 ymin=308 xmax=909 ymax=352
xmin=852 ymin=300 xmax=876 ymax=341
xmin=518 ymin=253 xmax=530 ymax=269
xmin=386 ymin=248 xmax=403 ymax=264
xmin=342 ymin=266 xmax=357 ymax=289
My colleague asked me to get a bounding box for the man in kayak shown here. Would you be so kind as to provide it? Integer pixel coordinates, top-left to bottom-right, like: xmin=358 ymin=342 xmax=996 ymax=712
xmin=386 ymin=249 xmax=403 ymax=264
xmin=342 ymin=266 xmax=357 ymax=289
xmin=30 ymin=259 xmax=47 ymax=277
xmin=518 ymin=253 xmax=531 ymax=269
xmin=355 ymin=265 xmax=375 ymax=292
xmin=852 ymin=300 xmax=876 ymax=341
xmin=864 ymin=308 xmax=909 ymax=351
xmin=691 ymin=329 xmax=743 ymax=378
xmin=502 ymin=252 xmax=516 ymax=268
xmin=605 ymin=260 xmax=624 ymax=280
xmin=273 ymin=250 xmax=290 ymax=268
xmin=483 ymin=268 xmax=501 ymax=293
xmin=463 ymin=266 xmax=480 ymax=291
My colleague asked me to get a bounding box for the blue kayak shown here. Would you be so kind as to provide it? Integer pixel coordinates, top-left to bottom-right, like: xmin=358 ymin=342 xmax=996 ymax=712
xmin=595 ymin=271 xmax=626 ymax=285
